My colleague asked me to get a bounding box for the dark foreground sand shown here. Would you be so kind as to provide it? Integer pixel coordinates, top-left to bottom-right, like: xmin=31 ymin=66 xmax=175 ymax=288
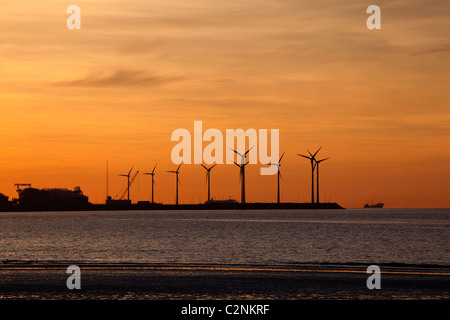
xmin=0 ymin=263 xmax=449 ymax=300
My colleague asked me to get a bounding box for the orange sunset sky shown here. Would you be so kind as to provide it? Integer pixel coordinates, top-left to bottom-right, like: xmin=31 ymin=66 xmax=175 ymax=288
xmin=0 ymin=0 xmax=449 ymax=208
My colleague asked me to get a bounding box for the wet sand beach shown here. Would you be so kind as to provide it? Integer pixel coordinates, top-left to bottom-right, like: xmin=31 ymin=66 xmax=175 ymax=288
xmin=1 ymin=263 xmax=449 ymax=300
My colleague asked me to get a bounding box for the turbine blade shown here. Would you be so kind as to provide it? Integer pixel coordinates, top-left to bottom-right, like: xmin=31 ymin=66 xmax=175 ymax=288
xmin=245 ymin=145 xmax=255 ymax=156
xmin=128 ymin=166 xmax=134 ymax=176
xmin=233 ymin=162 xmax=240 ymax=167
xmin=297 ymin=154 xmax=311 ymax=160
xmin=152 ymin=164 xmax=157 ymax=174
xmin=317 ymin=157 xmax=330 ymax=163
xmin=229 ymin=147 xmax=241 ymax=156
xmin=279 ymin=152 xmax=285 ymax=163
xmin=279 ymin=170 xmax=283 ymax=180
xmin=177 ymin=163 xmax=182 ymax=172
xmin=210 ymin=164 xmax=217 ymax=170
xmin=200 ymin=164 xmax=207 ymax=170
xmin=313 ymin=146 xmax=322 ymax=157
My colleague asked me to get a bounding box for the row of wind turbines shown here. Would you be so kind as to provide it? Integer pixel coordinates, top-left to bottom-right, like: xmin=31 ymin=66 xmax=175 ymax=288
xmin=117 ymin=147 xmax=329 ymax=205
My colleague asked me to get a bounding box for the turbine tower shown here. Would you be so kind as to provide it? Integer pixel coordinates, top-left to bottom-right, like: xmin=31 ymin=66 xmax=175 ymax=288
xmin=230 ymin=146 xmax=253 ymax=204
xmin=200 ymin=164 xmax=217 ymax=203
xmin=297 ymin=147 xmax=322 ymax=203
xmin=118 ymin=166 xmax=134 ymax=201
xmin=167 ymin=163 xmax=182 ymax=205
xmin=315 ymin=157 xmax=329 ymax=203
xmin=143 ymin=164 xmax=157 ymax=204
xmin=270 ymin=152 xmax=285 ymax=204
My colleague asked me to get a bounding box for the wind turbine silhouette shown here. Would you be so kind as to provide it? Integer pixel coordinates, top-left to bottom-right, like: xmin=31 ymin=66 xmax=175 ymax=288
xmin=270 ymin=152 xmax=285 ymax=204
xmin=315 ymin=157 xmax=329 ymax=203
xmin=167 ymin=163 xmax=182 ymax=205
xmin=230 ymin=146 xmax=254 ymax=204
xmin=297 ymin=147 xmax=322 ymax=203
xmin=200 ymin=164 xmax=217 ymax=203
xmin=143 ymin=164 xmax=157 ymax=204
xmin=118 ymin=166 xmax=134 ymax=201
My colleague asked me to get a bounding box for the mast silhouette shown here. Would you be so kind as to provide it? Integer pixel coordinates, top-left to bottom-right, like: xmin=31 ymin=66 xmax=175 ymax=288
xmin=297 ymin=147 xmax=322 ymax=203
xmin=200 ymin=164 xmax=217 ymax=202
xmin=270 ymin=152 xmax=285 ymax=203
xmin=118 ymin=166 xmax=134 ymax=201
xmin=230 ymin=146 xmax=253 ymax=204
xmin=315 ymin=157 xmax=329 ymax=203
xmin=167 ymin=163 xmax=182 ymax=205
xmin=143 ymin=164 xmax=157 ymax=204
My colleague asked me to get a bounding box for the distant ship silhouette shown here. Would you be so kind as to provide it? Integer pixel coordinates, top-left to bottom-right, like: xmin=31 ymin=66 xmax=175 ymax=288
xmin=364 ymin=202 xmax=384 ymax=208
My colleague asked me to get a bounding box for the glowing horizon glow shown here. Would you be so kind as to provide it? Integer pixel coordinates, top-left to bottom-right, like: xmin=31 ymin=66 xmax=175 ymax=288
xmin=1 ymin=1 xmax=449 ymax=208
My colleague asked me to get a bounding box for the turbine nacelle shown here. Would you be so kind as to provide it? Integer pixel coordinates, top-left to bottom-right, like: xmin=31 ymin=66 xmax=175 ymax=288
xmin=229 ymin=146 xmax=254 ymax=165
xmin=143 ymin=164 xmax=157 ymax=176
xmin=119 ymin=165 xmax=134 ymax=178
xmin=268 ymin=152 xmax=285 ymax=172
xmin=200 ymin=163 xmax=217 ymax=172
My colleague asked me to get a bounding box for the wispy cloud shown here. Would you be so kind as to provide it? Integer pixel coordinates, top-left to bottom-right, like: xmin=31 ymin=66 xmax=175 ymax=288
xmin=409 ymin=44 xmax=450 ymax=56
xmin=54 ymin=70 xmax=183 ymax=88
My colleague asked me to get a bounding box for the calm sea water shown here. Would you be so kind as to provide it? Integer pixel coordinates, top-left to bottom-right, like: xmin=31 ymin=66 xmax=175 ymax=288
xmin=0 ymin=209 xmax=449 ymax=266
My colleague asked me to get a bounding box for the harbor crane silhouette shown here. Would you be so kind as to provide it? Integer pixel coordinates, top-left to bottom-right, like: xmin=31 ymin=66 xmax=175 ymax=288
xmin=118 ymin=166 xmax=136 ymax=201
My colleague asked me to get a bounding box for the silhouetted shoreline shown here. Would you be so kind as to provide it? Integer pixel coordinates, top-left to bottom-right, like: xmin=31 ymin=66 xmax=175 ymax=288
xmin=0 ymin=202 xmax=344 ymax=212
